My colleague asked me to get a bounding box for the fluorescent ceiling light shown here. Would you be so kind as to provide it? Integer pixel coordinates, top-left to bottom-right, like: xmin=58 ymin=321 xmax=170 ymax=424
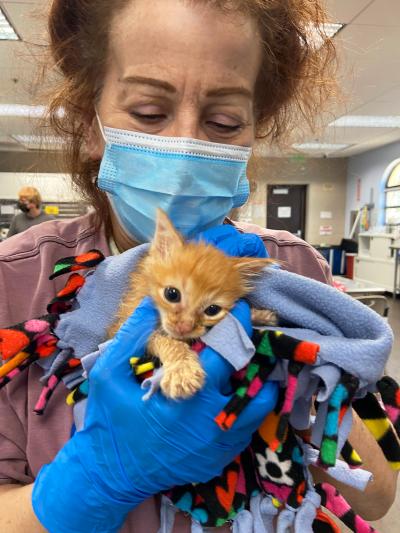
xmin=307 ymin=22 xmax=344 ymax=49
xmin=0 ymin=104 xmax=64 ymax=118
xmin=0 ymin=104 xmax=47 ymax=117
xmin=330 ymin=115 xmax=400 ymax=128
xmin=293 ymin=142 xmax=350 ymax=152
xmin=321 ymin=23 xmax=345 ymax=39
xmin=12 ymin=135 xmax=65 ymax=149
xmin=13 ymin=135 xmax=64 ymax=143
xmin=0 ymin=7 xmax=19 ymax=41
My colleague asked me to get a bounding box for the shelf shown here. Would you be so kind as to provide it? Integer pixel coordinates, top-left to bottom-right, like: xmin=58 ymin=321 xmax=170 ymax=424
xmin=356 ymin=255 xmax=394 ymax=264
xmin=358 ymin=232 xmax=396 ymax=238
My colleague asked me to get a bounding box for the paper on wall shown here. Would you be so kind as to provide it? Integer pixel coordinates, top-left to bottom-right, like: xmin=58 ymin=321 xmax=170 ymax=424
xmin=278 ymin=206 xmax=292 ymax=218
xmin=1 ymin=205 xmax=15 ymax=215
xmin=320 ymin=225 xmax=333 ymax=235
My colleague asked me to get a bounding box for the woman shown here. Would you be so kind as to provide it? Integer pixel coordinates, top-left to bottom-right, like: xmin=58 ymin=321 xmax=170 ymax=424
xmin=0 ymin=0 xmax=397 ymax=531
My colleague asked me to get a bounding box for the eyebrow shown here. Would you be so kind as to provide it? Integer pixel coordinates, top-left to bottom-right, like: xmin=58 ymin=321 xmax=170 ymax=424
xmin=120 ymin=75 xmax=176 ymax=93
xmin=120 ymin=75 xmax=252 ymax=99
xmin=206 ymin=86 xmax=253 ymax=99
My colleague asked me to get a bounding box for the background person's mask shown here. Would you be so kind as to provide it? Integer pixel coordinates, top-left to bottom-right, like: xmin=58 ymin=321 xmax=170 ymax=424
xmin=17 ymin=201 xmax=30 ymax=213
xmin=96 ymin=118 xmax=251 ymax=243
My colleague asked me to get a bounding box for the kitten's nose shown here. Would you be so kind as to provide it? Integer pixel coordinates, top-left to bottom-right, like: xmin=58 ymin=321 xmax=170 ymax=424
xmin=175 ymin=321 xmax=194 ymax=336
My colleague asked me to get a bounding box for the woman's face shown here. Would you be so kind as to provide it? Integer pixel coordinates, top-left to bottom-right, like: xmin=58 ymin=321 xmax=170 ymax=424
xmin=89 ymin=0 xmax=262 ymax=157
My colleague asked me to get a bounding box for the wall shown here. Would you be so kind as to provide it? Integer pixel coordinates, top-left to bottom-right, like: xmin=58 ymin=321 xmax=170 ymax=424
xmin=238 ymin=156 xmax=348 ymax=246
xmin=346 ymin=141 xmax=400 ymax=235
xmin=0 ymin=172 xmax=81 ymax=202
xmin=0 ymin=150 xmax=80 ymax=202
xmin=0 ymin=150 xmax=65 ymax=173
xmin=0 ymin=150 xmax=348 ymax=245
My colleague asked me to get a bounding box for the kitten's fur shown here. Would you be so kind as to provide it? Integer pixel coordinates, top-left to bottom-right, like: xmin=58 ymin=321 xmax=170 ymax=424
xmin=109 ymin=210 xmax=276 ymax=399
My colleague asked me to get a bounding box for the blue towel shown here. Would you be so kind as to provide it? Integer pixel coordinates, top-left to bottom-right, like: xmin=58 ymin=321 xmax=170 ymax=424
xmin=47 ymin=247 xmax=394 ymax=533
xmin=54 ymin=244 xmax=149 ymax=357
xmin=251 ymin=269 xmax=393 ymax=386
xmin=53 ymin=248 xmax=393 ymax=392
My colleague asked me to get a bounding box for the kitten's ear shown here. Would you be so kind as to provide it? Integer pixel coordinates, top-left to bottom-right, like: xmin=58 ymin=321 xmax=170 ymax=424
xmin=232 ymin=257 xmax=276 ymax=276
xmin=151 ymin=209 xmax=184 ymax=258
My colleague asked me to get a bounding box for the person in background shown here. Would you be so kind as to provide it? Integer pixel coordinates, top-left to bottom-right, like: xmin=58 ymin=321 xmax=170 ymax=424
xmin=7 ymin=186 xmax=55 ymax=237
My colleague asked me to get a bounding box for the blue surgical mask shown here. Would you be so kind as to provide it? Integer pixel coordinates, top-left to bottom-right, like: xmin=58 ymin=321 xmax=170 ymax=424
xmin=96 ymin=118 xmax=251 ymax=243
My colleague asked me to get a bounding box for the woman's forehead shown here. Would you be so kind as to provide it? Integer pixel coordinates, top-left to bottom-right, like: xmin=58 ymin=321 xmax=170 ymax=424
xmin=108 ymin=0 xmax=262 ymax=91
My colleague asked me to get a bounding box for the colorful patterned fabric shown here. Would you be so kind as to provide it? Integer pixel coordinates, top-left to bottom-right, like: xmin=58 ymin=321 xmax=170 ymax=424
xmin=353 ymin=392 xmax=400 ymax=470
xmin=340 ymin=440 xmax=363 ymax=468
xmin=49 ymin=249 xmax=105 ymax=280
xmin=0 ymin=250 xmax=105 ymax=406
xmin=319 ymin=373 xmax=359 ymax=468
xmin=1 ymin=249 xmax=400 ymax=532
xmin=215 ymin=329 xmax=319 ymax=440
xmin=316 ymin=483 xmax=377 ymax=533
xmin=377 ymin=376 xmax=400 ymax=436
xmin=34 ymin=357 xmax=82 ymax=415
xmin=0 ymin=315 xmax=59 ymax=389
xmin=47 ymin=273 xmax=86 ymax=314
xmin=313 ymin=508 xmax=342 ymax=533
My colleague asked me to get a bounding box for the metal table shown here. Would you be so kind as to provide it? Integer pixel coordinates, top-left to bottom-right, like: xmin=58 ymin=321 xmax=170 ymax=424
xmin=333 ymin=276 xmax=386 ymax=296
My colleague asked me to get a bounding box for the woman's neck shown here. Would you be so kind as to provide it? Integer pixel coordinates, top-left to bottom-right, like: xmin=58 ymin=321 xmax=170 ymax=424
xmin=109 ymin=209 xmax=139 ymax=253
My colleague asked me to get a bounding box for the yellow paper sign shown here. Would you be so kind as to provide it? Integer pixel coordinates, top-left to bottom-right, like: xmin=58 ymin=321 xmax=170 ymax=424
xmin=44 ymin=205 xmax=59 ymax=215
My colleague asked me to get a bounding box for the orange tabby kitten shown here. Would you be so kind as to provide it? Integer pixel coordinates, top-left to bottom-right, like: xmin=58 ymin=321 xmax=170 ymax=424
xmin=109 ymin=210 xmax=275 ymax=399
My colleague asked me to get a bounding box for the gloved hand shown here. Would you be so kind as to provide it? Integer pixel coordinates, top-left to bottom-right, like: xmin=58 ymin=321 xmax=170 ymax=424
xmin=32 ymin=297 xmax=277 ymax=533
xmin=196 ymin=223 xmax=269 ymax=259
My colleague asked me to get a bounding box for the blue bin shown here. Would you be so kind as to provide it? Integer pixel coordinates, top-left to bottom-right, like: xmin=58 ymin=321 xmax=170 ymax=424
xmin=315 ymin=246 xmax=345 ymax=275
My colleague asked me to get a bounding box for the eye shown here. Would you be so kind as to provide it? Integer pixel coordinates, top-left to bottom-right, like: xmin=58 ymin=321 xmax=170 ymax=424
xmin=131 ymin=112 xmax=167 ymax=123
xmin=206 ymin=121 xmax=242 ymax=133
xmin=204 ymin=304 xmax=222 ymax=316
xmin=164 ymin=287 xmax=181 ymax=303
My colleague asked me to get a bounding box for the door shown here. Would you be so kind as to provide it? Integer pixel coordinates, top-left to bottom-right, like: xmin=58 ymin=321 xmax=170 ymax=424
xmin=267 ymin=185 xmax=307 ymax=239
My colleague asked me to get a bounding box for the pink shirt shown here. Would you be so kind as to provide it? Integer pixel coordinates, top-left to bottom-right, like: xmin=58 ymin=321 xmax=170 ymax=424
xmin=0 ymin=213 xmax=332 ymax=532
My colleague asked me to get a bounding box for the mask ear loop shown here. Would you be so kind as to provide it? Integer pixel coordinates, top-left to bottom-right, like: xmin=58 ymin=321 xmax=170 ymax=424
xmin=92 ymin=111 xmax=107 ymax=185
xmin=95 ymin=111 xmax=107 ymax=143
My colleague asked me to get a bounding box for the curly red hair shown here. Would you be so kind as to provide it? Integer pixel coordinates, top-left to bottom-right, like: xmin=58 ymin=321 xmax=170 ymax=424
xmin=45 ymin=0 xmax=337 ymax=230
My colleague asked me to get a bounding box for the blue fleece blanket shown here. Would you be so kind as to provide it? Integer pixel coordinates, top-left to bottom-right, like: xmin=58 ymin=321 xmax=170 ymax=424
xmin=44 ymin=245 xmax=394 ymax=533
xmin=53 ymin=245 xmax=393 ymax=391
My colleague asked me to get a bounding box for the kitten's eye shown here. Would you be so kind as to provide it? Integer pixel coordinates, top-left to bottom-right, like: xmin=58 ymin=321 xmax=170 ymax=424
xmin=164 ymin=287 xmax=181 ymax=303
xmin=204 ymin=304 xmax=222 ymax=317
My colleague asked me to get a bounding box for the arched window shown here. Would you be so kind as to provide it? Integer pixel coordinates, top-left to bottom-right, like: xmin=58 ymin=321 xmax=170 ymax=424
xmin=385 ymin=159 xmax=400 ymax=225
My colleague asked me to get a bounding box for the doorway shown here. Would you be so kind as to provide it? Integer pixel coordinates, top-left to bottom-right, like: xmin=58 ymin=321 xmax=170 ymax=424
xmin=267 ymin=185 xmax=307 ymax=239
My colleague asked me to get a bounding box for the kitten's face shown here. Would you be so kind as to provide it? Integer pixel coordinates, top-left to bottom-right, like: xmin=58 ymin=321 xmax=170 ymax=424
xmin=150 ymin=257 xmax=241 ymax=339
xmin=141 ymin=210 xmax=272 ymax=340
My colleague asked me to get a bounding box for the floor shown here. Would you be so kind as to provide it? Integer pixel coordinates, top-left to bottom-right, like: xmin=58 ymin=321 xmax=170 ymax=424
xmin=340 ymin=295 xmax=400 ymax=532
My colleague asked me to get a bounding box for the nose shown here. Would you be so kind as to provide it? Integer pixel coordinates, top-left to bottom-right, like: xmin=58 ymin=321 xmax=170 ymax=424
xmin=167 ymin=110 xmax=207 ymax=141
xmin=175 ymin=320 xmax=194 ymax=336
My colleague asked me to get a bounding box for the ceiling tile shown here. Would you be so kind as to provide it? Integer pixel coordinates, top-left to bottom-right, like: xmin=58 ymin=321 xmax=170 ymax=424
xmin=2 ymin=1 xmax=45 ymax=4
xmin=322 ymin=125 xmax=399 ymax=144
xmin=324 ymin=0 xmax=373 ymax=24
xmin=2 ymin=1 xmax=48 ymax=42
xmin=340 ymin=129 xmax=400 ymax=157
xmin=352 ymin=0 xmax=400 ymax=26
xmin=351 ymin=100 xmax=400 ymax=115
xmin=333 ymin=22 xmax=400 ymax=112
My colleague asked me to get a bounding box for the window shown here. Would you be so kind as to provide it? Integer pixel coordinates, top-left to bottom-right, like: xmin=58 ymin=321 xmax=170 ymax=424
xmin=385 ymin=161 xmax=400 ymax=225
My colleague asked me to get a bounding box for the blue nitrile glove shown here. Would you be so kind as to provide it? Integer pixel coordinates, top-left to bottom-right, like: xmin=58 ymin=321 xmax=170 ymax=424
xmin=196 ymin=223 xmax=269 ymax=259
xmin=32 ymin=297 xmax=277 ymax=533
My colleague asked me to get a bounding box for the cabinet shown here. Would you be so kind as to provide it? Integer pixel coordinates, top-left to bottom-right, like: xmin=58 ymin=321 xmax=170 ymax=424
xmin=354 ymin=233 xmax=397 ymax=292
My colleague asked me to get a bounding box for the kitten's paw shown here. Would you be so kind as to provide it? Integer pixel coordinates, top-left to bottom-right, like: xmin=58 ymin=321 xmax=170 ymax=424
xmin=161 ymin=361 xmax=205 ymax=399
xmin=251 ymin=308 xmax=278 ymax=326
